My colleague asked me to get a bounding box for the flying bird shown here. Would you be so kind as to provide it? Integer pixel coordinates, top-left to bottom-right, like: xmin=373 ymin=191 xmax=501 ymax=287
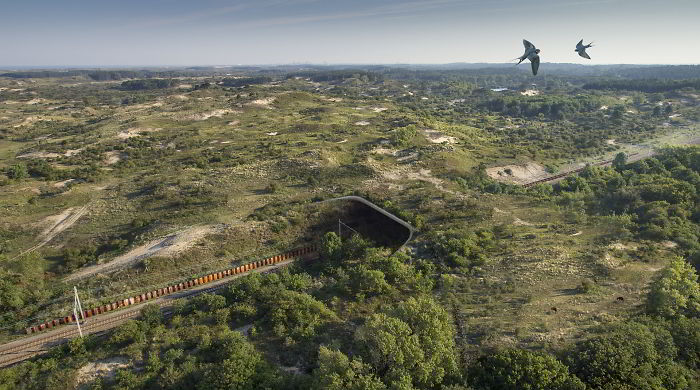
xmin=516 ymin=39 xmax=540 ymax=76
xmin=575 ymin=39 xmax=593 ymax=59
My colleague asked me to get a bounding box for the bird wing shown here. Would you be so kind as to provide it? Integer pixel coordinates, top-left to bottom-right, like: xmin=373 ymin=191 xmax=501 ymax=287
xmin=523 ymin=39 xmax=535 ymax=50
xmin=578 ymin=50 xmax=591 ymax=59
xmin=577 ymin=39 xmax=584 ymax=48
xmin=531 ymin=55 xmax=540 ymax=75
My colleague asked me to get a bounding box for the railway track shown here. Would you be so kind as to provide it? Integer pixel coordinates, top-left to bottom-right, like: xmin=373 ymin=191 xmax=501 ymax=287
xmin=522 ymin=152 xmax=644 ymax=188
xmin=0 ymin=252 xmax=312 ymax=368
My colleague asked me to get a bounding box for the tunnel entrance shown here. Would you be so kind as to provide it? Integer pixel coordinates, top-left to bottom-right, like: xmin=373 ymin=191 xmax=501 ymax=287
xmin=310 ymin=196 xmax=414 ymax=252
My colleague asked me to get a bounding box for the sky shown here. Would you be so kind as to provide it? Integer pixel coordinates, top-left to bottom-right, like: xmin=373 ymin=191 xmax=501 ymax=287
xmin=1 ymin=0 xmax=699 ymax=66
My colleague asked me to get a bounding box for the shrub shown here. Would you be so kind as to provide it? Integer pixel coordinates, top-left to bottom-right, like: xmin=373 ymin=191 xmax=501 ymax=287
xmin=470 ymin=349 xmax=585 ymax=390
xmin=648 ymin=257 xmax=700 ymax=318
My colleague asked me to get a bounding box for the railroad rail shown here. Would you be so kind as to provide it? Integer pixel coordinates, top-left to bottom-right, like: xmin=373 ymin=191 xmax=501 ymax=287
xmin=0 ymin=246 xmax=316 ymax=368
xmin=522 ymin=152 xmax=640 ymax=188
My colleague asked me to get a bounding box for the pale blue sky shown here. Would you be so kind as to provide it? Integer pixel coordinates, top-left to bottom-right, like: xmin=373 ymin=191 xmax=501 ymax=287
xmin=1 ymin=0 xmax=698 ymax=66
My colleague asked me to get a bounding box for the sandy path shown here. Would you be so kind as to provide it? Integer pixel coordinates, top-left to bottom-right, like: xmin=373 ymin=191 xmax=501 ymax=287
xmin=64 ymin=225 xmax=218 ymax=282
xmin=11 ymin=205 xmax=89 ymax=261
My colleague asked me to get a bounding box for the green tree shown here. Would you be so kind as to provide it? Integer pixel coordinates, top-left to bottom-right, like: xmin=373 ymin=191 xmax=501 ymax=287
xmin=321 ymin=232 xmax=343 ymax=263
xmin=355 ymin=313 xmax=423 ymax=388
xmin=311 ymin=346 xmax=386 ymax=390
xmin=198 ymin=331 xmax=266 ymax=390
xmin=612 ymin=152 xmax=627 ymax=171
xmin=648 ymin=257 xmax=700 ymax=318
xmin=355 ymin=297 xmax=458 ymax=388
xmin=469 ymin=349 xmax=585 ymax=390
xmin=264 ymin=289 xmax=337 ymax=340
xmin=567 ymin=321 xmax=693 ymax=390
xmin=6 ymin=163 xmax=28 ymax=180
xmin=348 ymin=266 xmax=390 ymax=298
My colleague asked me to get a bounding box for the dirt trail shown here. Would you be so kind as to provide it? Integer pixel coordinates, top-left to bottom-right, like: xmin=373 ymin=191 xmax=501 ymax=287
xmin=11 ymin=205 xmax=89 ymax=261
xmin=64 ymin=225 xmax=219 ymax=282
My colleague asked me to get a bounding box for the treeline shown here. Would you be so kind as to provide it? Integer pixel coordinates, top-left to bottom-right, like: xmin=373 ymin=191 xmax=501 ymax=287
xmin=0 ymin=70 xmax=87 ymax=78
xmin=615 ymin=65 xmax=700 ymax=80
xmin=1 ymin=69 xmax=198 ymax=81
xmin=286 ymin=70 xmax=383 ymax=83
xmin=1 ymin=70 xmax=153 ymax=80
xmin=220 ymin=76 xmax=273 ymax=87
xmin=583 ymin=78 xmax=700 ymax=92
xmin=482 ymin=94 xmax=602 ymax=119
xmin=117 ymin=79 xmax=176 ymax=91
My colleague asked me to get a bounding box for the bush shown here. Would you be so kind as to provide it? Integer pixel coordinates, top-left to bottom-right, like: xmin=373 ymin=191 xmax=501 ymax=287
xmin=311 ymin=347 xmax=386 ymax=390
xmin=5 ymin=163 xmax=27 ymax=180
xmin=470 ymin=349 xmax=585 ymax=390
xmin=355 ymin=296 xmax=458 ymax=389
xmin=567 ymin=321 xmax=693 ymax=390
xmin=648 ymin=257 xmax=700 ymax=318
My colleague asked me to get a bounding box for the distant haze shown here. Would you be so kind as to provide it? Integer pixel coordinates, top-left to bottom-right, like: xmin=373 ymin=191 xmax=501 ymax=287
xmin=1 ymin=0 xmax=699 ymax=66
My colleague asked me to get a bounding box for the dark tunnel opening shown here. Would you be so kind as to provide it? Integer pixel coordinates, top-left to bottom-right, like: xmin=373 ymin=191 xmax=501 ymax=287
xmin=310 ymin=196 xmax=414 ymax=252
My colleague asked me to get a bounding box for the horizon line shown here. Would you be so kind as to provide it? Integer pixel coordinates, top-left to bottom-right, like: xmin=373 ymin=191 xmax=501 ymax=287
xmin=1 ymin=62 xmax=699 ymax=70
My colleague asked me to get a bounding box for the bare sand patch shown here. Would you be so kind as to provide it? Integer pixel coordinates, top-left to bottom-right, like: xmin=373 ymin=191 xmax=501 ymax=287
xmin=609 ymin=242 xmax=638 ymax=251
xmin=521 ymin=90 xmax=540 ymax=96
xmin=606 ymin=139 xmax=616 ymax=145
xmin=9 ymin=205 xmax=91 ymax=261
xmin=117 ymin=127 xmax=161 ymax=139
xmin=486 ymin=162 xmax=548 ymax=185
xmin=169 ymin=94 xmax=189 ymax=100
xmin=397 ymin=152 xmax=419 ymax=162
xmin=421 ymin=129 xmax=457 ymax=144
xmin=227 ymin=120 xmax=241 ymax=126
xmin=65 ymin=225 xmax=220 ymax=281
xmin=354 ymin=121 xmax=370 ymax=126
xmin=13 ymin=116 xmax=54 ymax=128
xmin=176 ymin=84 xmax=192 ymax=90
xmin=378 ymin=166 xmax=459 ymax=196
xmin=513 ymin=217 xmax=534 ymax=226
xmin=103 ymin=151 xmax=123 ymax=165
xmin=186 ymin=109 xmax=234 ymax=121
xmin=129 ymin=101 xmax=163 ymax=110
xmin=371 ymin=107 xmax=388 ymax=113
xmin=373 ymin=147 xmax=397 ymax=156
xmin=661 ymin=241 xmax=677 ymax=249
xmin=17 ymin=151 xmax=62 ymax=159
xmin=53 ymin=179 xmax=76 ymax=188
xmin=40 ymin=206 xmax=88 ymax=241
xmin=76 ymin=357 xmax=129 ymax=386
xmin=26 ymin=98 xmax=48 ymax=105
xmin=65 ymin=148 xmax=83 ymax=157
xmin=249 ymin=97 xmax=276 ymax=107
